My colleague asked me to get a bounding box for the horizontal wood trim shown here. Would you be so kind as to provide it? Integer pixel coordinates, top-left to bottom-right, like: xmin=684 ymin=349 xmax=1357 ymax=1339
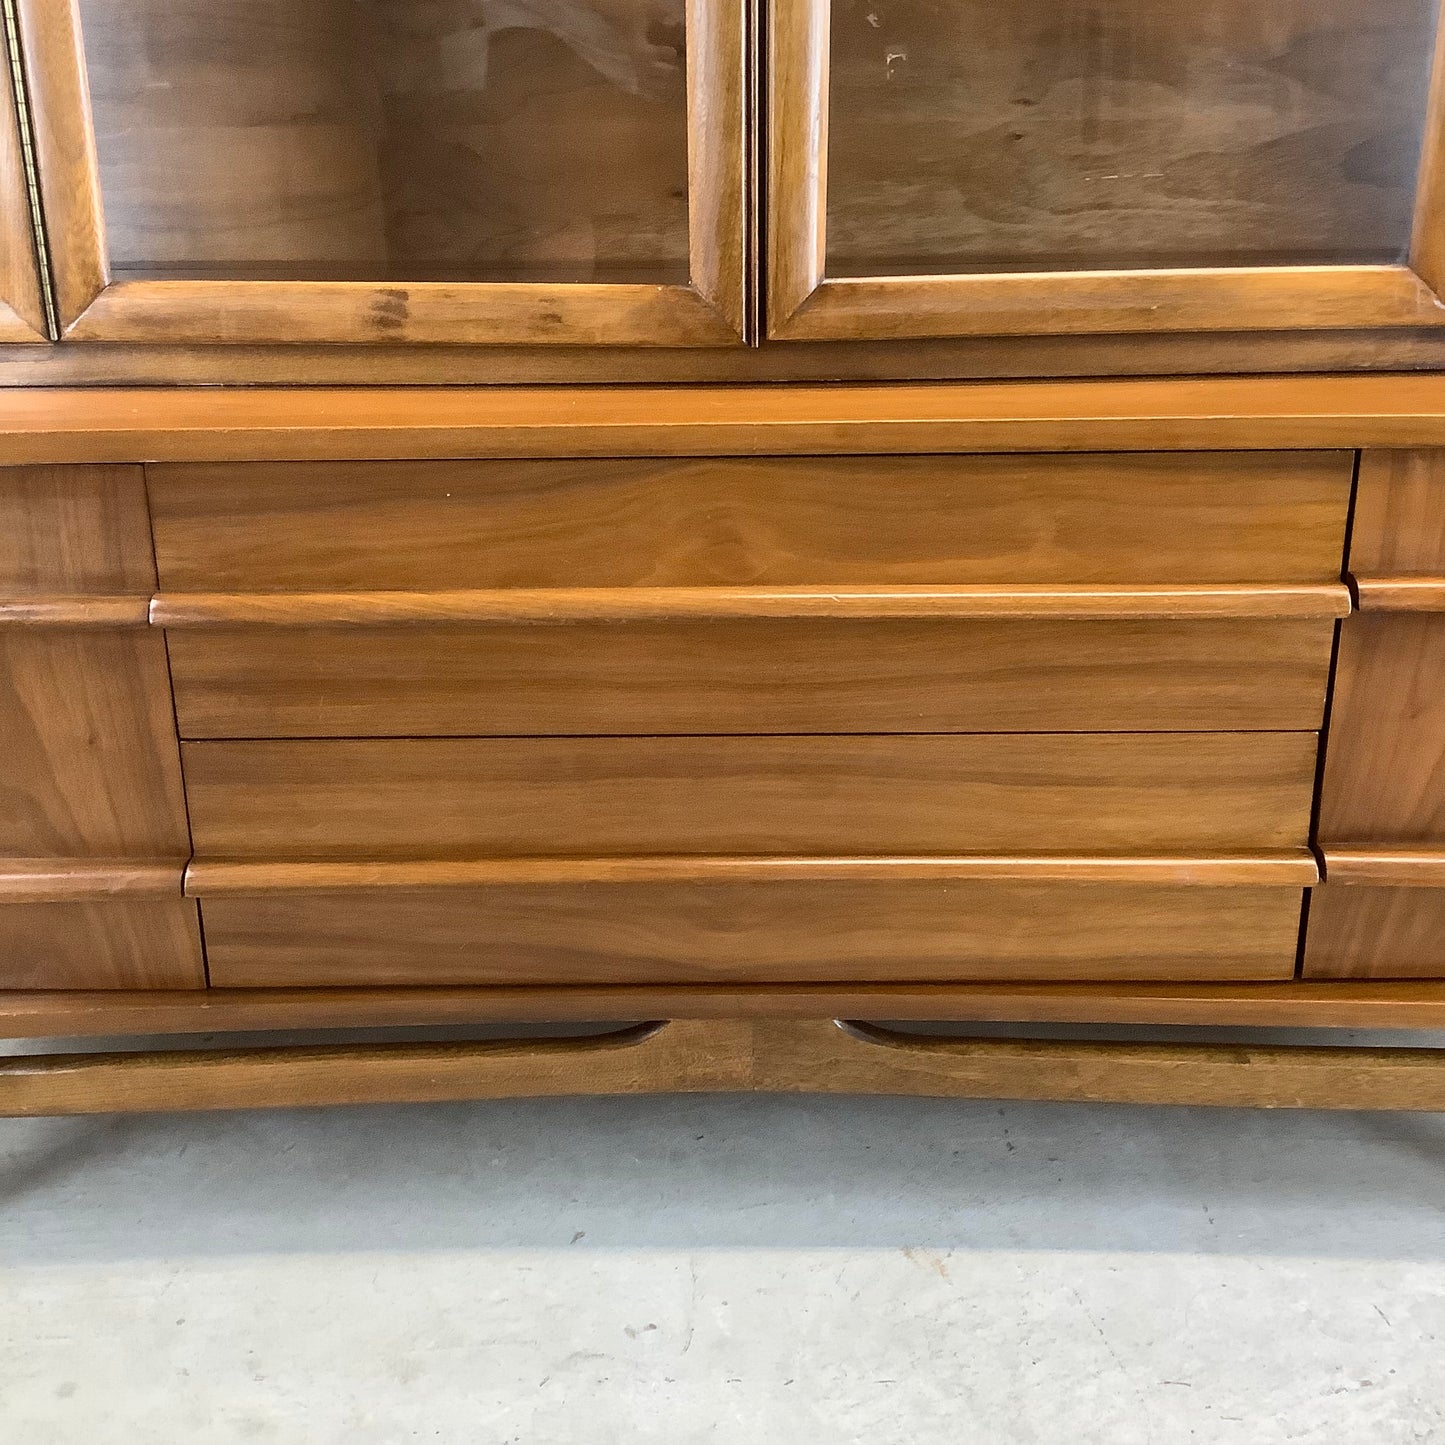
xmin=1351 ymin=577 xmax=1445 ymax=612
xmin=13 ymin=979 xmax=1445 ymax=1038
xmin=1323 ymin=848 xmax=1445 ymax=885
xmin=775 ymin=267 xmax=1445 ymax=342
xmin=10 ymin=377 xmax=1445 ymax=462
xmin=0 ymin=594 xmax=152 ymax=627
xmin=150 ymin=584 xmax=1351 ymax=626
xmin=5 ymin=1019 xmax=1445 ymax=1115
xmin=0 ymin=858 xmax=186 ymax=901
xmin=65 ymin=280 xmax=744 ymax=348
xmin=185 ymin=853 xmax=1320 ymax=895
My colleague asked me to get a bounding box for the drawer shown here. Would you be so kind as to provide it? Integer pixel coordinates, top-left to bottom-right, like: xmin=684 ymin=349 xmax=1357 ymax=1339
xmin=166 ymin=616 xmax=1337 ymax=737
xmin=198 ymin=880 xmax=1305 ymax=987
xmin=183 ymin=733 xmax=1320 ymax=858
xmin=148 ymin=451 xmax=1353 ymax=591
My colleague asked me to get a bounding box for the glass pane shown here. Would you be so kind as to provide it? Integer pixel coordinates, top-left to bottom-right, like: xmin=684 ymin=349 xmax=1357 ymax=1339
xmin=76 ymin=0 xmax=691 ymax=284
xmin=827 ymin=0 xmax=1440 ymax=276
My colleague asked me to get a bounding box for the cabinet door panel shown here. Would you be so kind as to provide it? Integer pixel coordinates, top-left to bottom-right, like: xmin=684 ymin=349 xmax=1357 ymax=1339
xmin=17 ymin=0 xmax=745 ymax=344
xmin=769 ymin=0 xmax=1445 ymax=340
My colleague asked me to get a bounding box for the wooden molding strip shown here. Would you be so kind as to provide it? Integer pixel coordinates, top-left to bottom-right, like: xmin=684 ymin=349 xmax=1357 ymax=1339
xmin=9 ymin=980 xmax=1445 ymax=1039
xmin=1322 ymin=847 xmax=1445 ymax=886
xmin=1350 ymin=577 xmax=1445 ymax=612
xmin=184 ymin=852 xmax=1320 ymax=896
xmin=11 ymin=377 xmax=1445 ymax=462
xmin=0 ymin=858 xmax=187 ymax=902
xmin=150 ymin=584 xmax=1350 ymax=628
xmin=0 ymin=594 xmax=151 ymax=627
xmin=4 ymin=1018 xmax=1445 ymax=1116
xmin=779 ymin=267 xmax=1445 ymax=342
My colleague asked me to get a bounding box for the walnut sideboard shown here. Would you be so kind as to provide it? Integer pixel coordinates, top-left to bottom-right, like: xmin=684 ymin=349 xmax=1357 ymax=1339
xmin=8 ymin=1 xmax=1445 ymax=1113
xmin=2 ymin=381 xmax=1445 ymax=1114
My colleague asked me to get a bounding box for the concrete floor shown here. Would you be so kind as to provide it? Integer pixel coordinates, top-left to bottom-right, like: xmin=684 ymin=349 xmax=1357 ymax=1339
xmin=2 ymin=1064 xmax=1444 ymax=1442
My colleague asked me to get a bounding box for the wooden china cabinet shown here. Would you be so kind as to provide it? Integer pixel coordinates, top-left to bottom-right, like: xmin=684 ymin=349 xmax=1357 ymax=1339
xmin=5 ymin=0 xmax=1445 ymax=1114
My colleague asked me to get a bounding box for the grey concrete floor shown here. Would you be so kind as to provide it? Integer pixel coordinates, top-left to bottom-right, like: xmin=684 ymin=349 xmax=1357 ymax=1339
xmin=2 ymin=1068 xmax=1444 ymax=1442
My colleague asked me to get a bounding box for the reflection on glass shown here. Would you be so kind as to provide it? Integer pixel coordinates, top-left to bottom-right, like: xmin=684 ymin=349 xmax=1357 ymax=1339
xmin=77 ymin=0 xmax=691 ymax=283
xmin=827 ymin=0 xmax=1440 ymax=276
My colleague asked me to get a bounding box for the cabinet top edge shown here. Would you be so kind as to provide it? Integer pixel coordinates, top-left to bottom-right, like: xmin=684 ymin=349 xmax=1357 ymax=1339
xmin=0 ymin=376 xmax=1443 ymax=462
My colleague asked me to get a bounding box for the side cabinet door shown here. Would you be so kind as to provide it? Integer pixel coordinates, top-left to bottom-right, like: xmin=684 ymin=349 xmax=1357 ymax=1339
xmin=15 ymin=0 xmax=746 ymax=346
xmin=0 ymin=23 xmax=47 ymax=341
xmin=768 ymin=0 xmax=1445 ymax=343
xmin=1305 ymin=451 xmax=1445 ymax=978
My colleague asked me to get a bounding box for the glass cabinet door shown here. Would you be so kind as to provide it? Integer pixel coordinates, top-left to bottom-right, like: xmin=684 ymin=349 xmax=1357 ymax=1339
xmin=0 ymin=29 xmax=47 ymax=341
xmin=16 ymin=0 xmax=745 ymax=345
xmin=768 ymin=0 xmax=1445 ymax=341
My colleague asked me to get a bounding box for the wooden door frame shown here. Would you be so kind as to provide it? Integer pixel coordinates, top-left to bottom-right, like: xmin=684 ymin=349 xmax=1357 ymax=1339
xmin=767 ymin=0 xmax=1445 ymax=342
xmin=0 ymin=11 xmax=47 ymax=342
xmin=15 ymin=0 xmax=747 ymax=347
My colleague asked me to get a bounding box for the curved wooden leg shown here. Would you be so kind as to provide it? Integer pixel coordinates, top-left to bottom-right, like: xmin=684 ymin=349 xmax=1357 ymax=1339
xmin=5 ymin=1018 xmax=1445 ymax=1115
xmin=755 ymin=1020 xmax=1445 ymax=1110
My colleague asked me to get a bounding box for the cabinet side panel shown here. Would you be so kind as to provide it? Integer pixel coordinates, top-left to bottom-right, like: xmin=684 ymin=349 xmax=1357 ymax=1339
xmin=1317 ymin=614 xmax=1445 ymax=843
xmin=1350 ymin=450 xmax=1445 ymax=578
xmin=1304 ymin=886 xmax=1445 ymax=979
xmin=0 ymin=464 xmax=201 ymax=988
xmin=0 ymin=899 xmax=204 ymax=989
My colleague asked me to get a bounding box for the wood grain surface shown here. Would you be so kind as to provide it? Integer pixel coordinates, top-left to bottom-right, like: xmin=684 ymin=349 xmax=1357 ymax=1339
xmin=198 ymin=879 xmax=1305 ymax=987
xmin=0 ymin=626 xmax=189 ymax=858
xmin=165 ymin=616 xmax=1335 ymax=737
xmin=1305 ymin=885 xmax=1445 ymax=978
xmin=147 ymin=452 xmax=1353 ymax=590
xmin=1350 ymin=450 xmax=1445 ymax=582
xmin=182 ymin=733 xmax=1320 ymax=859
xmin=0 ymin=465 xmax=155 ymax=592
xmin=0 ymin=898 xmax=204 ymax=990
xmin=1318 ymin=614 xmax=1445 ymax=844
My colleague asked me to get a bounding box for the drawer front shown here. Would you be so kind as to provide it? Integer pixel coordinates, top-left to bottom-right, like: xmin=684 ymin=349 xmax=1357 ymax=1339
xmin=183 ymin=733 xmax=1319 ymax=858
xmin=199 ymin=881 xmax=1305 ymax=987
xmin=166 ymin=617 xmax=1336 ymax=738
xmin=148 ymin=451 xmax=1353 ymax=591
